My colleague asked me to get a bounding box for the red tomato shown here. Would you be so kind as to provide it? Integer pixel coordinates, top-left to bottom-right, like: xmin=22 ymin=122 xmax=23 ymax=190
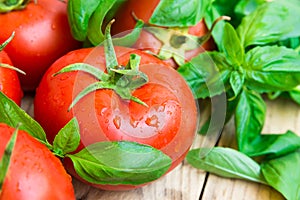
xmin=0 ymin=123 xmax=75 ymax=200
xmin=34 ymin=46 xmax=198 ymax=190
xmin=0 ymin=0 xmax=81 ymax=91
xmin=111 ymin=0 xmax=216 ymax=68
xmin=0 ymin=51 xmax=23 ymax=105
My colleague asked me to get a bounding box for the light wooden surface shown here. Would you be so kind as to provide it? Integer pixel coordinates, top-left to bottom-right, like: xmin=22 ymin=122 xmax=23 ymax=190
xmin=22 ymin=94 xmax=300 ymax=200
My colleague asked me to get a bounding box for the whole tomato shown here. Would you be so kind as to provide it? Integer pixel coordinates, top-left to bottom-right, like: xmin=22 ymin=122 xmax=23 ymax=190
xmin=0 ymin=0 xmax=81 ymax=91
xmin=111 ymin=0 xmax=216 ymax=68
xmin=34 ymin=46 xmax=198 ymax=190
xmin=0 ymin=123 xmax=75 ymax=200
xmin=0 ymin=51 xmax=23 ymax=105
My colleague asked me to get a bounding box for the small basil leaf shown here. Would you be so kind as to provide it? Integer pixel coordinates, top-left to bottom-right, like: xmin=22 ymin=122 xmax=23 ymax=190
xmin=178 ymin=52 xmax=230 ymax=99
xmin=235 ymin=89 xmax=266 ymax=153
xmin=0 ymin=92 xmax=49 ymax=147
xmin=229 ymin=71 xmax=244 ymax=98
xmin=87 ymin=0 xmax=118 ymax=46
xmin=244 ymin=46 xmax=300 ymax=93
xmin=53 ymin=118 xmax=80 ymax=157
xmin=246 ymin=131 xmax=300 ymax=158
xmin=261 ymin=150 xmax=300 ymax=200
xmin=67 ymin=141 xmax=172 ymax=185
xmin=221 ymin=23 xmax=244 ymax=66
xmin=237 ymin=1 xmax=300 ymax=47
xmin=0 ymin=128 xmax=17 ymax=191
xmin=149 ymin=0 xmax=210 ymax=27
xmin=187 ymin=147 xmax=267 ymax=184
xmin=67 ymin=0 xmax=101 ymax=41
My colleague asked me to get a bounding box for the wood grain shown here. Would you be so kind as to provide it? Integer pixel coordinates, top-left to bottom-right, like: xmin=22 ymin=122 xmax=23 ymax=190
xmin=21 ymin=95 xmax=299 ymax=200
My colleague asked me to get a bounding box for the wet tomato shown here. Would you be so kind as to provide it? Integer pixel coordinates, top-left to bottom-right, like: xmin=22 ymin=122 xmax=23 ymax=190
xmin=0 ymin=0 xmax=81 ymax=91
xmin=34 ymin=46 xmax=198 ymax=190
xmin=0 ymin=123 xmax=75 ymax=200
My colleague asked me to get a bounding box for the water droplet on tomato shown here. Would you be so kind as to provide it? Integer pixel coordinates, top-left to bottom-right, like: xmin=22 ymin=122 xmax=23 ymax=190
xmin=113 ymin=116 xmax=121 ymax=129
xmin=130 ymin=118 xmax=139 ymax=128
xmin=145 ymin=115 xmax=159 ymax=128
xmin=51 ymin=24 xmax=56 ymax=30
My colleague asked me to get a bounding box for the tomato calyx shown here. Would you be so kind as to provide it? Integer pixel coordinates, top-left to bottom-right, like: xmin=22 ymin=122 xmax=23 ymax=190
xmin=0 ymin=0 xmax=30 ymax=12
xmin=143 ymin=16 xmax=231 ymax=66
xmin=53 ymin=20 xmax=149 ymax=111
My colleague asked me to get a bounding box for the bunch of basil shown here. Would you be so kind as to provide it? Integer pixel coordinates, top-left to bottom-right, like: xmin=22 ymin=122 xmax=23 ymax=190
xmin=178 ymin=0 xmax=300 ymax=199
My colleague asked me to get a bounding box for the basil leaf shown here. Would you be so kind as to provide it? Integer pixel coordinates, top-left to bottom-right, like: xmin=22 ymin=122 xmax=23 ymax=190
xmin=221 ymin=23 xmax=244 ymax=66
xmin=237 ymin=1 xmax=300 ymax=47
xmin=234 ymin=0 xmax=265 ymax=18
xmin=67 ymin=141 xmax=172 ymax=185
xmin=0 ymin=92 xmax=49 ymax=147
xmin=178 ymin=52 xmax=230 ymax=99
xmin=235 ymin=89 xmax=266 ymax=154
xmin=229 ymin=71 xmax=244 ymax=97
xmin=187 ymin=147 xmax=267 ymax=184
xmin=261 ymin=150 xmax=300 ymax=200
xmin=53 ymin=118 xmax=80 ymax=157
xmin=67 ymin=0 xmax=100 ymax=41
xmin=290 ymin=86 xmax=300 ymax=105
xmin=87 ymin=0 xmax=118 ymax=45
xmin=244 ymin=46 xmax=300 ymax=93
xmin=149 ymin=0 xmax=210 ymax=27
xmin=246 ymin=131 xmax=300 ymax=158
xmin=0 ymin=128 xmax=17 ymax=191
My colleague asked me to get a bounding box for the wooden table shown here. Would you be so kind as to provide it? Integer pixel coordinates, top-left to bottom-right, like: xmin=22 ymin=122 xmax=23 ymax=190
xmin=22 ymin=94 xmax=299 ymax=200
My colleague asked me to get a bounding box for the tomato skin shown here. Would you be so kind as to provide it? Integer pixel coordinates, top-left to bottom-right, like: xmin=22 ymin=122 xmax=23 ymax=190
xmin=0 ymin=51 xmax=23 ymax=105
xmin=34 ymin=46 xmax=198 ymax=190
xmin=0 ymin=0 xmax=81 ymax=91
xmin=112 ymin=0 xmax=215 ymax=68
xmin=0 ymin=123 xmax=75 ymax=200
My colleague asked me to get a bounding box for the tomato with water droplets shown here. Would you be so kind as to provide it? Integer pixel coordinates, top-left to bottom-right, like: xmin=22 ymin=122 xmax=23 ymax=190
xmin=0 ymin=123 xmax=75 ymax=200
xmin=34 ymin=46 xmax=198 ymax=190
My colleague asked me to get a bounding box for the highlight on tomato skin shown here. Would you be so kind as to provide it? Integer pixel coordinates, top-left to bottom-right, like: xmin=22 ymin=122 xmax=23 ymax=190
xmin=0 ymin=51 xmax=23 ymax=106
xmin=0 ymin=0 xmax=82 ymax=91
xmin=0 ymin=123 xmax=75 ymax=200
xmin=34 ymin=45 xmax=198 ymax=191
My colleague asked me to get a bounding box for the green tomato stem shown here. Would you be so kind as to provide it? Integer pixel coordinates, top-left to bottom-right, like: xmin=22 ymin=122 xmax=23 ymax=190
xmin=0 ymin=0 xmax=30 ymax=12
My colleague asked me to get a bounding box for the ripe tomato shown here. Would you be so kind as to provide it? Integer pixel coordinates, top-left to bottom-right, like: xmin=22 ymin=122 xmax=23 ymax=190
xmin=0 ymin=0 xmax=81 ymax=91
xmin=0 ymin=51 xmax=23 ymax=105
xmin=34 ymin=46 xmax=198 ymax=190
xmin=111 ymin=0 xmax=215 ymax=68
xmin=0 ymin=123 xmax=75 ymax=200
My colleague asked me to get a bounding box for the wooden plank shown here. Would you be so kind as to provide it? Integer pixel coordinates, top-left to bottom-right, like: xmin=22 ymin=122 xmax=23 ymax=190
xmin=201 ymin=97 xmax=300 ymax=200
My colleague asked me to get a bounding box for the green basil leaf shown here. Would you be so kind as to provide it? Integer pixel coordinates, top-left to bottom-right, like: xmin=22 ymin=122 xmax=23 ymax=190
xmin=237 ymin=1 xmax=300 ymax=47
xmin=178 ymin=52 xmax=230 ymax=99
xmin=187 ymin=147 xmax=267 ymax=184
xmin=0 ymin=92 xmax=49 ymax=147
xmin=246 ymin=131 xmax=300 ymax=158
xmin=67 ymin=141 xmax=172 ymax=185
xmin=234 ymin=0 xmax=265 ymax=18
xmin=244 ymin=46 xmax=300 ymax=93
xmin=261 ymin=150 xmax=300 ymax=200
xmin=0 ymin=128 xmax=17 ymax=191
xmin=229 ymin=71 xmax=244 ymax=98
xmin=53 ymin=118 xmax=80 ymax=157
xmin=235 ymin=89 xmax=266 ymax=153
xmin=67 ymin=0 xmax=101 ymax=41
xmin=289 ymin=86 xmax=300 ymax=105
xmin=87 ymin=0 xmax=118 ymax=45
xmin=149 ymin=0 xmax=210 ymax=27
xmin=221 ymin=23 xmax=244 ymax=66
